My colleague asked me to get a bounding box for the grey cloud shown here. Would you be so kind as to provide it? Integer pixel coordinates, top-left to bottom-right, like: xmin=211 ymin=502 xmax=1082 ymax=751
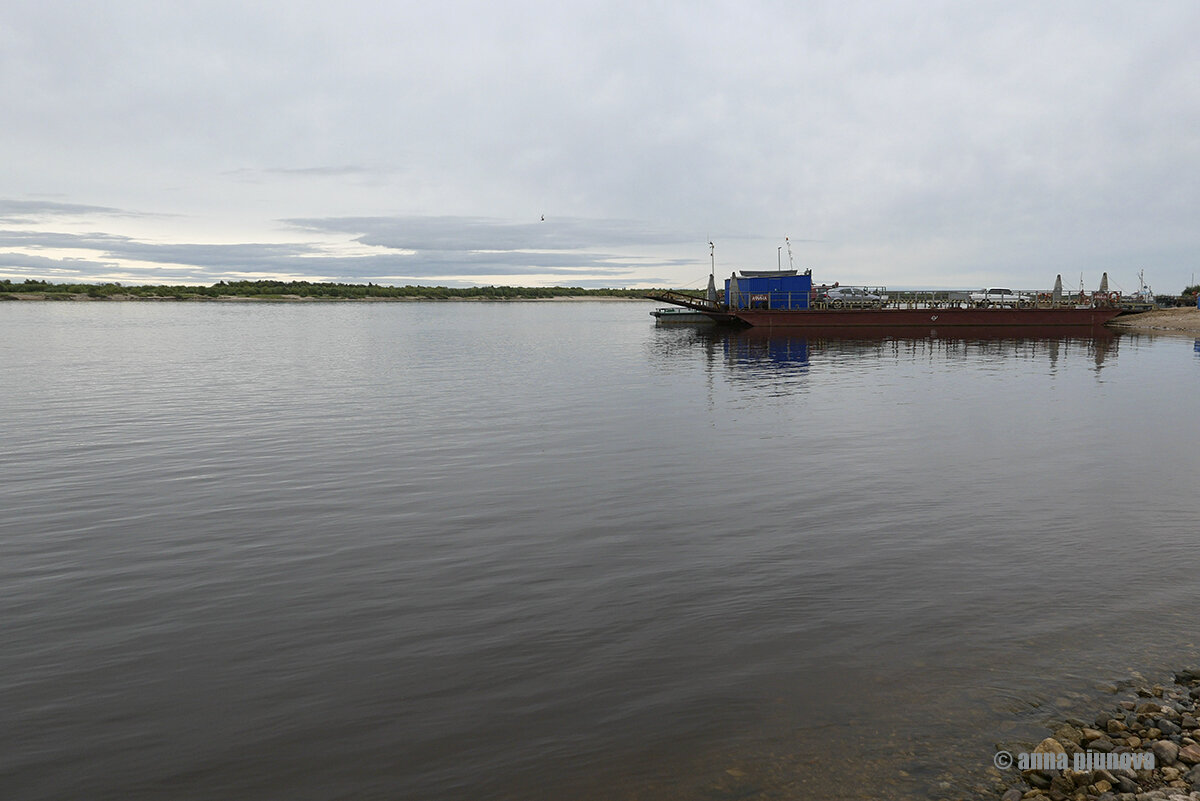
xmin=108 ymin=241 xmax=318 ymax=268
xmin=0 ymin=251 xmax=117 ymax=273
xmin=358 ymin=248 xmax=678 ymax=277
xmin=0 ymin=230 xmax=316 ymax=268
xmin=284 ymin=215 xmax=699 ymax=252
xmin=225 ymin=165 xmax=396 ymax=182
xmin=548 ymin=277 xmax=671 ymax=289
xmin=0 ymin=218 xmax=689 ymax=282
xmin=0 ymin=200 xmax=128 ymax=223
xmin=0 ymin=231 xmax=136 ymax=248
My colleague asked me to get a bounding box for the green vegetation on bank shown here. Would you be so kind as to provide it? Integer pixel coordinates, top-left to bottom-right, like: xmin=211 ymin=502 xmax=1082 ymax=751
xmin=2 ymin=278 xmax=1196 ymax=303
xmin=0 ymin=279 xmax=649 ymax=300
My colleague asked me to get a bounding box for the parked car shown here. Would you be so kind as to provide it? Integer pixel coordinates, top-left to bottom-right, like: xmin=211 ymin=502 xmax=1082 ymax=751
xmin=817 ymin=286 xmax=885 ymax=307
xmin=968 ymin=288 xmax=1032 ymax=307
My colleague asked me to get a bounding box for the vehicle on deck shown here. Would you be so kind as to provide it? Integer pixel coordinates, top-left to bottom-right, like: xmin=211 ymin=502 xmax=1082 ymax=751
xmin=817 ymin=286 xmax=885 ymax=308
xmin=969 ymin=288 xmax=1033 ymax=307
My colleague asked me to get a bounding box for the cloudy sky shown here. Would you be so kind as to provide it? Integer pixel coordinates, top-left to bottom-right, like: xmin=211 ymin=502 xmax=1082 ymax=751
xmin=2 ymin=1 xmax=1198 ymax=292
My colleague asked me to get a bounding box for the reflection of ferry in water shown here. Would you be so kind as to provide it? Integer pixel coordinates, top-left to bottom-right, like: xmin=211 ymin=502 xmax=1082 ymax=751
xmin=715 ymin=325 xmax=1119 ymax=373
xmin=729 ymin=324 xmax=1119 ymax=344
xmin=648 ymin=265 xmax=1126 ymax=329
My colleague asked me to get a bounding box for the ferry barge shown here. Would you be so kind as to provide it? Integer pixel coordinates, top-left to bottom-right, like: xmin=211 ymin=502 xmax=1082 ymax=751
xmin=647 ymin=270 xmax=1126 ymax=329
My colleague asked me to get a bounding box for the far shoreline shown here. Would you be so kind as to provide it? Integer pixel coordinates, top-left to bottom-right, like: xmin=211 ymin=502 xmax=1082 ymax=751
xmin=0 ymin=292 xmax=653 ymax=303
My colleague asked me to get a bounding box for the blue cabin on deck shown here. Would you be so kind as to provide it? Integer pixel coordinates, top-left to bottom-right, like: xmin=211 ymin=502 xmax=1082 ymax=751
xmin=724 ymin=272 xmax=812 ymax=310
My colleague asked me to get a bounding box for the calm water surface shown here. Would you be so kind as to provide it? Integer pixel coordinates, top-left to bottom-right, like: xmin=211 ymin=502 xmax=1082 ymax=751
xmin=2 ymin=301 xmax=1198 ymax=800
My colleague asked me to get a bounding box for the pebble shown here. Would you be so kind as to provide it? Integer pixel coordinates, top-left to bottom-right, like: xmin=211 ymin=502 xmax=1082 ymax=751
xmin=1155 ymin=741 xmax=1182 ymax=765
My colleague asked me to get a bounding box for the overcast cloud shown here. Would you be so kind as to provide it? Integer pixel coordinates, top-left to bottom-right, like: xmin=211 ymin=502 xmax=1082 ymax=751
xmin=2 ymin=1 xmax=1198 ymax=291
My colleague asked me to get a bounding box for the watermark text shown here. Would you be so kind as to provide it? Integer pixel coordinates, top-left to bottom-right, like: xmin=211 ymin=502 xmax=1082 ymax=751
xmin=993 ymin=750 xmax=1155 ymax=772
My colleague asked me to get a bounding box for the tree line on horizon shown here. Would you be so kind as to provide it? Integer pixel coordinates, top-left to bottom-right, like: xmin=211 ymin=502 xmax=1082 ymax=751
xmin=0 ymin=279 xmax=651 ymax=299
xmin=2 ymin=278 xmax=1196 ymax=302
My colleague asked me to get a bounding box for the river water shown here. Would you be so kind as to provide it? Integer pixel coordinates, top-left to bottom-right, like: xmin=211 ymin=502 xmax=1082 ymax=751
xmin=2 ymin=301 xmax=1198 ymax=800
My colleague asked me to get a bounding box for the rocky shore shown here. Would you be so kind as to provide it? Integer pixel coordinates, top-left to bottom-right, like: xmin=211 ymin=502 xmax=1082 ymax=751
xmin=996 ymin=669 xmax=1200 ymax=801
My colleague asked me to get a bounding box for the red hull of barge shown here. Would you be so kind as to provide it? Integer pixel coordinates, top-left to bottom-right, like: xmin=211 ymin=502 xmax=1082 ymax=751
xmin=732 ymin=306 xmax=1124 ymax=328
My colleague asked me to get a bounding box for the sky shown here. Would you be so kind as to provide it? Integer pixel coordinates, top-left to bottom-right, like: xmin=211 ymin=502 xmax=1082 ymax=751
xmin=2 ymin=1 xmax=1199 ymax=293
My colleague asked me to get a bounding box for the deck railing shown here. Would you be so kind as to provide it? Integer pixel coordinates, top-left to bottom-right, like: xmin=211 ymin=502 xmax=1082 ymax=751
xmin=646 ymin=289 xmax=1122 ymax=312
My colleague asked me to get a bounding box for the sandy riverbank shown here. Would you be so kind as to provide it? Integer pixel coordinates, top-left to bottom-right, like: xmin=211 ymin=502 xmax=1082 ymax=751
xmin=1107 ymin=308 xmax=1200 ymax=332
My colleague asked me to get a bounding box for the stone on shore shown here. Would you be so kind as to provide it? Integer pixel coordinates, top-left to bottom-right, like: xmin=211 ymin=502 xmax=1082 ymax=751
xmin=1155 ymin=741 xmax=1181 ymax=766
xmin=1179 ymin=744 xmax=1200 ymax=766
xmin=1035 ymin=737 xmax=1067 ymax=756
